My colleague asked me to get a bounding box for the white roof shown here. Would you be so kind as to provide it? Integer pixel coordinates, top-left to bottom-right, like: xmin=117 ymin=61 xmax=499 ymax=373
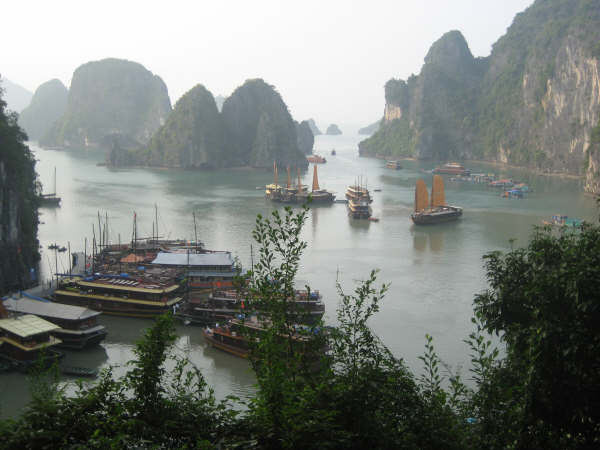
xmin=3 ymin=298 xmax=101 ymax=321
xmin=152 ymin=251 xmax=234 ymax=267
xmin=0 ymin=314 xmax=59 ymax=337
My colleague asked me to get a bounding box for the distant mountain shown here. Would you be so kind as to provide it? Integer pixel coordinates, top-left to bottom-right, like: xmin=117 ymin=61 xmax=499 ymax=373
xmin=359 ymin=0 xmax=600 ymax=194
xmin=119 ymin=84 xmax=223 ymax=168
xmin=295 ymin=120 xmax=314 ymax=154
xmin=358 ymin=120 xmax=381 ymax=136
xmin=221 ymin=79 xmax=307 ymax=168
xmin=42 ymin=58 xmax=171 ymax=149
xmin=325 ymin=124 xmax=342 ymax=135
xmin=18 ymin=79 xmax=68 ymax=141
xmin=0 ymin=78 xmax=32 ymax=113
xmin=307 ymin=118 xmax=322 ymax=135
xmin=214 ymin=95 xmax=225 ymax=112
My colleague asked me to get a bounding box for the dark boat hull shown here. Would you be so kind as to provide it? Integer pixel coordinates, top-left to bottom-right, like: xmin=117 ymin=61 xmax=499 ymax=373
xmin=53 ymin=328 xmax=108 ymax=350
xmin=411 ymin=207 xmax=462 ymax=225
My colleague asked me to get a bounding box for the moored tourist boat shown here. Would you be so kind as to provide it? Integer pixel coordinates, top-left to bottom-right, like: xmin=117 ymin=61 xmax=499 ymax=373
xmin=410 ymin=175 xmax=462 ymax=225
xmin=181 ymin=287 xmax=325 ymax=325
xmin=346 ymin=181 xmax=372 ymax=219
xmin=52 ymin=274 xmax=183 ymax=318
xmin=306 ymin=154 xmax=326 ymax=164
xmin=3 ymin=297 xmax=107 ymax=350
xmin=386 ymin=160 xmax=402 ymax=170
xmin=433 ymin=162 xmax=470 ymax=176
xmin=0 ymin=314 xmax=64 ymax=371
xmin=542 ymin=215 xmax=585 ymax=228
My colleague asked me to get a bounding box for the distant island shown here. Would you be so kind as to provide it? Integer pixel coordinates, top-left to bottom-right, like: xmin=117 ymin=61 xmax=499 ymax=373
xmin=107 ymin=79 xmax=308 ymax=170
xmin=41 ymin=58 xmax=172 ymax=149
xmin=358 ymin=120 xmax=381 ymax=136
xmin=18 ymin=79 xmax=68 ymax=141
xmin=0 ymin=78 xmax=32 ymax=113
xmin=325 ymin=124 xmax=342 ymax=135
xmin=306 ymin=118 xmax=322 ymax=135
xmin=359 ymin=0 xmax=600 ymax=194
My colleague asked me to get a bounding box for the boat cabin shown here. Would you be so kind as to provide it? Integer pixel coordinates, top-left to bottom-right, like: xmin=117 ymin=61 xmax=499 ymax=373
xmin=0 ymin=315 xmax=61 ymax=363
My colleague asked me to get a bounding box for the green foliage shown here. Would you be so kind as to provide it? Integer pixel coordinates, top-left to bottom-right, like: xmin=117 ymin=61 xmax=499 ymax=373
xmin=222 ymin=79 xmax=307 ymax=169
xmin=41 ymin=58 xmax=171 ymax=148
xmin=472 ymin=224 xmax=600 ymax=448
xmin=141 ymin=84 xmax=224 ymax=168
xmin=358 ymin=117 xmax=416 ymax=158
xmin=0 ymin=314 xmax=234 ymax=448
xmin=0 ymin=78 xmax=40 ymax=295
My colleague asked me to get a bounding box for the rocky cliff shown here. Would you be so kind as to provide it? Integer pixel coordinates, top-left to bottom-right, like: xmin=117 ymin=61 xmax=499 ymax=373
xmin=132 ymin=84 xmax=224 ymax=168
xmin=0 ymin=78 xmax=32 ymax=113
xmin=307 ymin=119 xmax=322 ymax=135
xmin=326 ymin=124 xmax=342 ymax=135
xmin=358 ymin=120 xmax=381 ymax=136
xmin=0 ymin=86 xmax=39 ymax=294
xmin=42 ymin=58 xmax=171 ymax=149
xmin=221 ymin=79 xmax=307 ymax=168
xmin=295 ymin=120 xmax=314 ymax=154
xmin=360 ymin=0 xmax=600 ymax=193
xmin=18 ymin=79 xmax=68 ymax=141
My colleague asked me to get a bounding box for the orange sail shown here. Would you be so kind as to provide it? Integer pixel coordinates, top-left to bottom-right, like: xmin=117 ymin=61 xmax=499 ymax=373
xmin=286 ymin=166 xmax=291 ymax=188
xmin=312 ymin=165 xmax=320 ymax=191
xmin=297 ymin=168 xmax=302 ymax=190
xmin=430 ymin=175 xmax=446 ymax=208
xmin=415 ymin=179 xmax=429 ymax=212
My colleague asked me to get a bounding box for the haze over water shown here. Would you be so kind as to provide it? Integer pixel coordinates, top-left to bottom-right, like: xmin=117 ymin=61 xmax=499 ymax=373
xmin=1 ymin=129 xmax=596 ymax=417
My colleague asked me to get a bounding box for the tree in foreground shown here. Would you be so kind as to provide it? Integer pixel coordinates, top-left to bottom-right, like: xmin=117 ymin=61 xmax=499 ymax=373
xmin=470 ymin=224 xmax=600 ymax=449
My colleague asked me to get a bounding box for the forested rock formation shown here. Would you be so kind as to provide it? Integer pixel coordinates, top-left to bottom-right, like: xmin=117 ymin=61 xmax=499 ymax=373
xmin=325 ymin=124 xmax=342 ymax=135
xmin=0 ymin=78 xmax=32 ymax=113
xmin=307 ymin=118 xmax=322 ymax=135
xmin=358 ymin=120 xmax=381 ymax=135
xmin=42 ymin=58 xmax=171 ymax=149
xmin=221 ymin=79 xmax=307 ymax=168
xmin=0 ymin=83 xmax=39 ymax=295
xmin=132 ymin=85 xmax=224 ymax=168
xmin=18 ymin=79 xmax=68 ymax=141
xmin=359 ymin=0 xmax=600 ymax=194
xmin=295 ymin=120 xmax=314 ymax=154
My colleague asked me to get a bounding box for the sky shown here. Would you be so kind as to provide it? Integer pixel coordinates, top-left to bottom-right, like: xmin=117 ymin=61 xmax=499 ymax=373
xmin=2 ymin=0 xmax=534 ymax=128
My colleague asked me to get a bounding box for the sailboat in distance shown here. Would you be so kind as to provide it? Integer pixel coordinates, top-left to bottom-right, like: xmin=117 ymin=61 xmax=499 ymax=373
xmin=37 ymin=167 xmax=61 ymax=207
xmin=410 ymin=175 xmax=462 ymax=225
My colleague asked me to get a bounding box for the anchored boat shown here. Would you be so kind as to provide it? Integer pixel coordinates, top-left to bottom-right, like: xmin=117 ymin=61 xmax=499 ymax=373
xmin=346 ymin=180 xmax=372 ymax=219
xmin=411 ymin=175 xmax=462 ymax=225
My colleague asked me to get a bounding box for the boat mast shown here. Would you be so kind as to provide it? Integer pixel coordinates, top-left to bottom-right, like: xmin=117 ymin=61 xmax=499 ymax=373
xmin=84 ymin=237 xmax=87 ymax=275
xmin=155 ymin=203 xmax=158 ymax=244
xmin=53 ymin=167 xmax=57 ymax=196
xmin=193 ymin=212 xmax=198 ymax=253
xmin=312 ymin=165 xmax=320 ymax=192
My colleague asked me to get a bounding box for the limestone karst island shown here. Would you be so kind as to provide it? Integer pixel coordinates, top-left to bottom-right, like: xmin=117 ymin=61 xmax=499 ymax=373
xmin=1 ymin=0 xmax=599 ymax=448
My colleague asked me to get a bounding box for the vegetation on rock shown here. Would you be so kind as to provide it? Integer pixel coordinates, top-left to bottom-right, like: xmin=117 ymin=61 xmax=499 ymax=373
xmin=360 ymin=0 xmax=600 ymax=193
xmin=133 ymin=84 xmax=224 ymax=169
xmin=295 ymin=120 xmax=314 ymax=154
xmin=221 ymin=79 xmax=307 ymax=168
xmin=0 ymin=81 xmax=39 ymax=295
xmin=18 ymin=79 xmax=68 ymax=141
xmin=358 ymin=119 xmax=381 ymax=136
xmin=41 ymin=58 xmax=171 ymax=149
xmin=306 ymin=118 xmax=322 ymax=135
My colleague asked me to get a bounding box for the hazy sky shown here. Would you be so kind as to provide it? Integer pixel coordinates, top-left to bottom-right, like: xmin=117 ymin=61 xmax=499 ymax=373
xmin=3 ymin=0 xmax=534 ymax=127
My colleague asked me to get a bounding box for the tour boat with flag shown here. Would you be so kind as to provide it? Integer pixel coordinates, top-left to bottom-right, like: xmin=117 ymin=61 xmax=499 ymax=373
xmin=411 ymin=175 xmax=462 ymax=225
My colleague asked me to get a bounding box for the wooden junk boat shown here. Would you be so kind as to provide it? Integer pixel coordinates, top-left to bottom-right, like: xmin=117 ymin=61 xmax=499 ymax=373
xmin=295 ymin=165 xmax=335 ymax=204
xmin=411 ymin=175 xmax=462 ymax=225
xmin=306 ymin=154 xmax=327 ymax=164
xmin=37 ymin=167 xmax=61 ymax=207
xmin=346 ymin=180 xmax=372 ymax=219
xmin=52 ymin=274 xmax=183 ymax=318
xmin=433 ymin=162 xmax=470 ymax=176
xmin=265 ymin=164 xmax=308 ymax=203
xmin=3 ymin=297 xmax=107 ymax=350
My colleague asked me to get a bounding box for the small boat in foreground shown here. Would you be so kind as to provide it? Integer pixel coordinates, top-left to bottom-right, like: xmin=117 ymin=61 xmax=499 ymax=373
xmin=411 ymin=175 xmax=462 ymax=225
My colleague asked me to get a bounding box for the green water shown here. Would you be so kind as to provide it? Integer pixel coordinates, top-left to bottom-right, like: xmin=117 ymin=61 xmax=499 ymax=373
xmin=1 ymin=133 xmax=596 ymax=418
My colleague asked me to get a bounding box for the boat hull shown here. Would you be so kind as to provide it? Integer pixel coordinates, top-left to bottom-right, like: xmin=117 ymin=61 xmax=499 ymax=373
xmin=53 ymin=328 xmax=108 ymax=350
xmin=411 ymin=207 xmax=462 ymax=225
xmin=203 ymin=329 xmax=249 ymax=358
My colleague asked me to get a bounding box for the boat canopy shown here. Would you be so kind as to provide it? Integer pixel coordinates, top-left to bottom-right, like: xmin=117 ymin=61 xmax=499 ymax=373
xmin=3 ymin=298 xmax=101 ymax=321
xmin=0 ymin=314 xmax=59 ymax=338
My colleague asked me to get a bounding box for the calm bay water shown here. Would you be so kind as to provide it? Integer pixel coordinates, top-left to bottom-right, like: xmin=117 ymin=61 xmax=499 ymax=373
xmin=1 ymin=130 xmax=597 ymax=418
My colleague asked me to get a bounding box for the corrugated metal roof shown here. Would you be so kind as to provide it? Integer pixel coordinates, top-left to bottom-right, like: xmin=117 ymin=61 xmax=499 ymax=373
xmin=0 ymin=315 xmax=60 ymax=337
xmin=77 ymin=281 xmax=179 ymax=294
xmin=3 ymin=298 xmax=101 ymax=321
xmin=152 ymin=252 xmax=234 ymax=267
